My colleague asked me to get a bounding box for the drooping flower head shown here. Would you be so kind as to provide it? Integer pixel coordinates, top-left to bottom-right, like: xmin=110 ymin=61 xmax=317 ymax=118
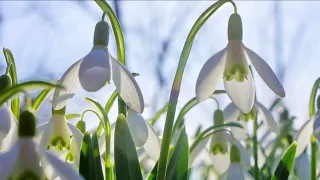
xmin=196 ymin=13 xmax=285 ymax=114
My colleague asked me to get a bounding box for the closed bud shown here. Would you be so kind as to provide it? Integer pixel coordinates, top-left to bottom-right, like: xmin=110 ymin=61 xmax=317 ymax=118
xmin=19 ymin=110 xmax=36 ymax=137
xmin=228 ymin=13 xmax=243 ymax=41
xmin=230 ymin=144 xmax=241 ymax=162
xmin=76 ymin=120 xmax=86 ymax=134
xmin=214 ymin=109 xmax=224 ymax=125
xmin=94 ymin=21 xmax=110 ymax=46
xmin=0 ymin=74 xmax=12 ymax=91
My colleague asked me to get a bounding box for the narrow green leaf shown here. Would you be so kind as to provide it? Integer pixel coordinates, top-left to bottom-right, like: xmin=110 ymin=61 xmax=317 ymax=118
xmin=80 ymin=132 xmax=96 ymax=180
xmin=148 ymin=103 xmax=168 ymax=125
xmin=0 ymin=81 xmax=61 ymax=106
xmin=32 ymin=88 xmax=52 ymax=112
xmin=65 ymin=113 xmax=81 ymax=120
xmin=3 ymin=48 xmax=19 ymax=118
xmin=114 ymin=114 xmax=143 ymax=180
xmin=92 ymin=132 xmax=104 ymax=180
xmin=272 ymin=142 xmax=297 ymax=180
xmin=166 ymin=126 xmax=189 ymax=180
xmin=148 ymin=161 xmax=158 ymax=180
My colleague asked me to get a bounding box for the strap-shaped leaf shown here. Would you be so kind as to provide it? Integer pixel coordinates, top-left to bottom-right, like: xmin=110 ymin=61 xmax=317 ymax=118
xmin=92 ymin=132 xmax=104 ymax=180
xmin=3 ymin=48 xmax=19 ymax=118
xmin=80 ymin=132 xmax=96 ymax=180
xmin=32 ymin=88 xmax=52 ymax=112
xmin=0 ymin=81 xmax=61 ymax=106
xmin=114 ymin=114 xmax=143 ymax=180
xmin=272 ymin=142 xmax=297 ymax=180
xmin=166 ymin=126 xmax=189 ymax=180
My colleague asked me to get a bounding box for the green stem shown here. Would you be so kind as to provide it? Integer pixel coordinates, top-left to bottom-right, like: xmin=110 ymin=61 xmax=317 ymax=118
xmin=311 ymin=134 xmax=317 ymax=180
xmin=309 ymin=77 xmax=320 ymax=117
xmin=94 ymin=0 xmax=127 ymax=117
xmin=156 ymin=2 xmax=236 ymax=179
xmin=253 ymin=114 xmax=259 ymax=180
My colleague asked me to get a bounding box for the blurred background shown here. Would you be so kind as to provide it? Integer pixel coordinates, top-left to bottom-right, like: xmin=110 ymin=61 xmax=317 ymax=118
xmin=0 ymin=1 xmax=319 ymax=141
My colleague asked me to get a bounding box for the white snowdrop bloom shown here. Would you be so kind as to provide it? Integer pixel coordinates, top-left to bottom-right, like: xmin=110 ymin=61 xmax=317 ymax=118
xmin=196 ymin=13 xmax=285 ymax=114
xmin=295 ymin=111 xmax=320 ymax=157
xmin=294 ymin=152 xmax=310 ymax=179
xmin=189 ymin=110 xmax=251 ymax=174
xmin=223 ymin=102 xmax=280 ymax=141
xmin=0 ymin=110 xmax=83 ymax=180
xmin=0 ymin=103 xmax=18 ymax=151
xmin=37 ymin=113 xmax=83 ymax=166
xmin=98 ymin=110 xmax=160 ymax=161
xmin=52 ymin=20 xmax=144 ymax=114
xmin=220 ymin=145 xmax=254 ymax=180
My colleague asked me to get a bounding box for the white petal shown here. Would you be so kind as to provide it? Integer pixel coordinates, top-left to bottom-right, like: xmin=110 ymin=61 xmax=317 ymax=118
xmin=0 ymin=104 xmax=14 ymax=141
xmin=110 ymin=54 xmax=144 ymax=113
xmin=231 ymin=120 xmax=247 ymax=141
xmin=295 ymin=152 xmax=310 ymax=180
xmin=36 ymin=121 xmax=53 ymax=148
xmin=225 ymin=133 xmax=251 ymax=170
xmin=67 ymin=122 xmax=84 ymax=166
xmin=39 ymin=147 xmax=84 ymax=180
xmin=227 ymin=163 xmax=244 ymax=180
xmin=143 ymin=122 xmax=161 ymax=162
xmin=52 ymin=59 xmax=82 ymax=110
xmin=223 ymin=103 xmax=241 ymax=122
xmin=313 ymin=114 xmax=320 ymax=141
xmin=196 ymin=48 xmax=227 ymax=102
xmin=0 ymin=142 xmax=20 ymax=178
xmin=1 ymin=107 xmax=18 ymax=151
xmin=212 ymin=152 xmax=230 ymax=174
xmin=295 ymin=118 xmax=314 ymax=157
xmin=255 ymin=102 xmax=280 ymax=134
xmin=245 ymin=47 xmax=285 ymax=97
xmin=79 ymin=47 xmax=111 ymax=92
xmin=189 ymin=136 xmax=210 ymax=167
xmin=127 ymin=110 xmax=148 ymax=147
xmin=210 ymin=131 xmax=228 ymax=154
xmin=224 ymin=70 xmax=255 ymax=114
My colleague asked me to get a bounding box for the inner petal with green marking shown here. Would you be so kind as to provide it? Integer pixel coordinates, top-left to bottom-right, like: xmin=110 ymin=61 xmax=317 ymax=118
xmin=224 ymin=40 xmax=249 ymax=83
xmin=49 ymin=115 xmax=70 ymax=151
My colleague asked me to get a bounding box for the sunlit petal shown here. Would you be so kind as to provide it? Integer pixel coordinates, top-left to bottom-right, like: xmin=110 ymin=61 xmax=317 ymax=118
xmin=295 ymin=118 xmax=315 ymax=157
xmin=1 ymin=108 xmax=18 ymax=151
xmin=196 ymin=48 xmax=227 ymax=102
xmin=189 ymin=136 xmax=210 ymax=167
xmin=39 ymin=147 xmax=84 ymax=180
xmin=223 ymin=103 xmax=241 ymax=122
xmin=52 ymin=59 xmax=82 ymax=110
xmin=0 ymin=142 xmax=20 ymax=178
xmin=224 ymin=70 xmax=255 ymax=114
xmin=127 ymin=110 xmax=148 ymax=147
xmin=67 ymin=122 xmax=83 ymax=166
xmin=255 ymin=102 xmax=280 ymax=135
xmin=245 ymin=46 xmax=285 ymax=97
xmin=0 ymin=104 xmax=14 ymax=141
xmin=143 ymin=122 xmax=161 ymax=162
xmin=212 ymin=152 xmax=230 ymax=174
xmin=231 ymin=120 xmax=247 ymax=141
xmin=36 ymin=121 xmax=53 ymax=148
xmin=79 ymin=47 xmax=111 ymax=92
xmin=110 ymin=54 xmax=144 ymax=113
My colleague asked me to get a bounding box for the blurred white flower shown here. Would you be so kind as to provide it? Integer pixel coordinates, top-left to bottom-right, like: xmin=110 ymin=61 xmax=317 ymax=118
xmin=0 ymin=103 xmax=18 ymax=151
xmin=196 ymin=13 xmax=284 ymax=114
xmin=52 ymin=20 xmax=144 ymax=114
xmin=223 ymin=102 xmax=280 ymax=141
xmin=294 ymin=152 xmax=310 ymax=179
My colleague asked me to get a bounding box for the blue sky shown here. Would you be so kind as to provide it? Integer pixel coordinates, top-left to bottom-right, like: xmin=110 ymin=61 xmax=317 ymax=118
xmin=1 ymin=1 xmax=320 ymax=135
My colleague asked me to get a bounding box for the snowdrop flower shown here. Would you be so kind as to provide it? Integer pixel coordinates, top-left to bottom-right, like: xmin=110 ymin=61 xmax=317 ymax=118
xmin=196 ymin=13 xmax=285 ymax=113
xmin=37 ymin=108 xmax=83 ymax=167
xmin=189 ymin=110 xmax=251 ymax=174
xmin=98 ymin=110 xmax=161 ymax=161
xmin=52 ymin=19 xmax=144 ymax=114
xmin=293 ymin=152 xmax=310 ymax=179
xmin=223 ymin=101 xmax=279 ymax=141
xmin=0 ymin=109 xmax=83 ymax=180
xmin=221 ymin=144 xmax=254 ymax=180
xmin=295 ymin=111 xmax=320 ymax=157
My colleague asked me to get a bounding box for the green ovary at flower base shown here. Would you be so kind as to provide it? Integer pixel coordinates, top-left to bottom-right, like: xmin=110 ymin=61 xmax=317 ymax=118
xmin=196 ymin=12 xmax=285 ymax=114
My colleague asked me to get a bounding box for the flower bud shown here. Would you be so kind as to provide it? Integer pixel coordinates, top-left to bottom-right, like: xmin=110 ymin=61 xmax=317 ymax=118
xmin=230 ymin=144 xmax=241 ymax=162
xmin=94 ymin=21 xmax=110 ymax=46
xmin=214 ymin=109 xmax=224 ymax=125
xmin=0 ymin=74 xmax=12 ymax=91
xmin=228 ymin=13 xmax=243 ymax=41
xmin=76 ymin=120 xmax=86 ymax=134
xmin=19 ymin=110 xmax=36 ymax=137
